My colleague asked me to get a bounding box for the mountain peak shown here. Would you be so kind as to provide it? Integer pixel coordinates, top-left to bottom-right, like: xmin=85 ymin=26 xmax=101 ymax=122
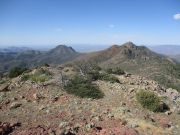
xmin=50 ymin=45 xmax=76 ymax=55
xmin=55 ymin=45 xmax=76 ymax=51
xmin=121 ymin=42 xmax=137 ymax=48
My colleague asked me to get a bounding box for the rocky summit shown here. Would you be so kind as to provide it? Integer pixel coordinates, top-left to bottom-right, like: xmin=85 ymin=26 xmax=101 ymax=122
xmin=0 ymin=64 xmax=180 ymax=135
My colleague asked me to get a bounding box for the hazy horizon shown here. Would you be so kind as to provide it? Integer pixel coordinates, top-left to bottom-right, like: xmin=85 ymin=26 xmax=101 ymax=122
xmin=1 ymin=43 xmax=180 ymax=55
xmin=1 ymin=43 xmax=180 ymax=48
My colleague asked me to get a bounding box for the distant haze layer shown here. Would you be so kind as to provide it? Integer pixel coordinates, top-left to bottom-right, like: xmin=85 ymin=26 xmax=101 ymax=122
xmin=1 ymin=44 xmax=180 ymax=55
xmin=148 ymin=45 xmax=180 ymax=56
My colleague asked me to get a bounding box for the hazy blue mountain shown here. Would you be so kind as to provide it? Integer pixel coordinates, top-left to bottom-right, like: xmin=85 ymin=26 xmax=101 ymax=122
xmin=0 ymin=46 xmax=32 ymax=53
xmin=148 ymin=45 xmax=180 ymax=56
xmin=171 ymin=55 xmax=180 ymax=63
xmin=0 ymin=45 xmax=79 ymax=73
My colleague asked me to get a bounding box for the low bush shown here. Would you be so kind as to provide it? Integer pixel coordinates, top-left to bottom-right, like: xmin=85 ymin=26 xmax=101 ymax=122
xmin=136 ymin=90 xmax=162 ymax=112
xmin=21 ymin=74 xmax=30 ymax=81
xmin=31 ymin=74 xmax=50 ymax=82
xmin=0 ymin=80 xmax=6 ymax=84
xmin=64 ymin=75 xmax=104 ymax=99
xmin=21 ymin=68 xmax=51 ymax=83
xmin=91 ymin=65 xmax=101 ymax=71
xmin=34 ymin=68 xmax=51 ymax=76
xmin=100 ymin=73 xmax=120 ymax=83
xmin=106 ymin=67 xmax=125 ymax=75
xmin=9 ymin=67 xmax=28 ymax=78
xmin=87 ymin=70 xmax=101 ymax=81
xmin=22 ymin=74 xmax=50 ymax=82
xmin=87 ymin=71 xmax=120 ymax=83
xmin=44 ymin=63 xmax=50 ymax=67
xmin=74 ymin=61 xmax=101 ymax=76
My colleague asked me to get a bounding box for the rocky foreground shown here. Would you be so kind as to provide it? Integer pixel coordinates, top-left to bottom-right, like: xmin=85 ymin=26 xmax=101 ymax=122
xmin=0 ymin=66 xmax=180 ymax=135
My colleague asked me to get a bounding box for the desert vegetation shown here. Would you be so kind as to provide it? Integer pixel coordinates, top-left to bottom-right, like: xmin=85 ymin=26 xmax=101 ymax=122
xmin=64 ymin=75 xmax=104 ymax=99
xmin=21 ymin=68 xmax=51 ymax=83
xmin=63 ymin=65 xmax=121 ymax=98
xmin=99 ymin=72 xmax=120 ymax=83
xmin=136 ymin=90 xmax=162 ymax=112
xmin=106 ymin=67 xmax=125 ymax=75
xmin=0 ymin=80 xmax=6 ymax=84
xmin=9 ymin=67 xmax=28 ymax=78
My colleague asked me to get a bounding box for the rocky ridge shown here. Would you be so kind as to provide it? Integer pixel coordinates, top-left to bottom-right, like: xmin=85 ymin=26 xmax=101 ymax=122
xmin=0 ymin=65 xmax=180 ymax=135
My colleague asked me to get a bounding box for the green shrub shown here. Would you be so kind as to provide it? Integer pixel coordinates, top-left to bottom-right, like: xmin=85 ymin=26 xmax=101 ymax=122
xmin=136 ymin=90 xmax=161 ymax=112
xmin=100 ymin=73 xmax=120 ymax=83
xmin=106 ymin=67 xmax=125 ymax=75
xmin=0 ymin=80 xmax=6 ymax=84
xmin=92 ymin=65 xmax=101 ymax=71
xmin=30 ymin=74 xmax=49 ymax=82
xmin=64 ymin=75 xmax=104 ymax=99
xmin=44 ymin=63 xmax=50 ymax=67
xmin=21 ymin=69 xmax=51 ymax=83
xmin=74 ymin=61 xmax=101 ymax=76
xmin=9 ymin=67 xmax=28 ymax=78
xmin=64 ymin=68 xmax=69 ymax=72
xmin=87 ymin=70 xmax=101 ymax=81
xmin=21 ymin=74 xmax=30 ymax=81
xmin=22 ymin=74 xmax=50 ymax=83
xmin=34 ymin=68 xmax=51 ymax=76
xmin=87 ymin=71 xmax=120 ymax=83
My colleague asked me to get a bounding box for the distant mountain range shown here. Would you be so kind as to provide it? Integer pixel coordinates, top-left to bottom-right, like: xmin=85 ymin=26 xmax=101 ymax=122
xmin=0 ymin=46 xmax=32 ymax=53
xmin=148 ymin=45 xmax=180 ymax=56
xmin=0 ymin=45 xmax=79 ymax=73
xmin=147 ymin=45 xmax=180 ymax=63
xmin=171 ymin=55 xmax=180 ymax=63
xmin=1 ymin=44 xmax=180 ymax=55
xmin=0 ymin=42 xmax=180 ymax=91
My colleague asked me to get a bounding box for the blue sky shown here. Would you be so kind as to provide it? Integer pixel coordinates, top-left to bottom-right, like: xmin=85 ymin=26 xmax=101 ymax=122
xmin=0 ymin=0 xmax=180 ymax=47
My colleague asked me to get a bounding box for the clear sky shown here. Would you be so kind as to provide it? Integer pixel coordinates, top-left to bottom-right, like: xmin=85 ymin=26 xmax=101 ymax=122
xmin=0 ymin=0 xmax=180 ymax=47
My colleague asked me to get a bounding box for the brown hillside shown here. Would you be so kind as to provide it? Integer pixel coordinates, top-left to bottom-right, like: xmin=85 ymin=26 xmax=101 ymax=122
xmin=74 ymin=42 xmax=180 ymax=91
